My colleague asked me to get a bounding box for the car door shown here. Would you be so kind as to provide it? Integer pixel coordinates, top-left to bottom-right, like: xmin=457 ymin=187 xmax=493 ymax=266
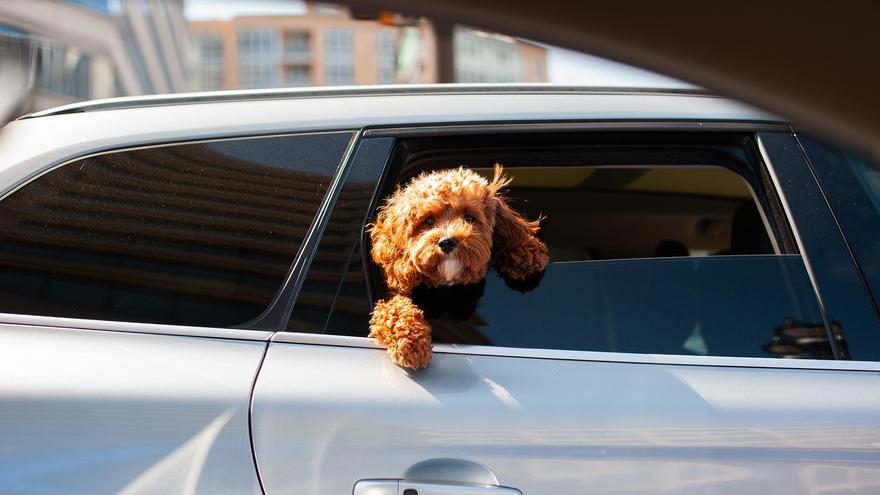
xmin=251 ymin=128 xmax=880 ymax=495
xmin=0 ymin=128 xmax=355 ymax=494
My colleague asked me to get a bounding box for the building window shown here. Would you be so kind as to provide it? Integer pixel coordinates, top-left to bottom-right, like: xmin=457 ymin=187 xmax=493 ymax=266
xmin=376 ymin=30 xmax=396 ymax=84
xmin=285 ymin=66 xmax=311 ymax=87
xmin=284 ymin=32 xmax=310 ymax=55
xmin=238 ymin=28 xmax=280 ymax=89
xmin=282 ymin=31 xmax=311 ymax=67
xmin=190 ymin=33 xmax=223 ymax=91
xmin=324 ymin=28 xmax=353 ymax=85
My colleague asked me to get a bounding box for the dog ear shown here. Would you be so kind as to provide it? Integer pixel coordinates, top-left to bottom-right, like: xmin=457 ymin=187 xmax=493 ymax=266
xmin=489 ymin=164 xmax=550 ymax=280
xmin=369 ymin=195 xmax=421 ymax=293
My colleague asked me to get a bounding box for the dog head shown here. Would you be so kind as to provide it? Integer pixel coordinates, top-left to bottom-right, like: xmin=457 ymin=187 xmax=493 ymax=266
xmin=370 ymin=165 xmax=544 ymax=293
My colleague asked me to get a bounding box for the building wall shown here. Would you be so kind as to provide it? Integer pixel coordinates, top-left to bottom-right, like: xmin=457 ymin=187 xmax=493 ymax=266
xmin=189 ymin=11 xmax=548 ymax=90
xmin=189 ymin=9 xmax=405 ymax=91
xmin=0 ymin=0 xmax=188 ymax=112
xmin=518 ymin=41 xmax=548 ymax=83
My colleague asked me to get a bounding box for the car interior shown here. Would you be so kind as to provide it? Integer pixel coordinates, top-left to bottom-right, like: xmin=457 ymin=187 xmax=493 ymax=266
xmin=372 ymin=131 xmax=783 ymax=266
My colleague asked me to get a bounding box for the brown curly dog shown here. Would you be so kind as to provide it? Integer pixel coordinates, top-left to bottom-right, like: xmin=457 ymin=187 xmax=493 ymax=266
xmin=368 ymin=165 xmax=549 ymax=368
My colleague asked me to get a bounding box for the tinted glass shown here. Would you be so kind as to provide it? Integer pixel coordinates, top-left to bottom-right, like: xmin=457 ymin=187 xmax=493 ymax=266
xmin=797 ymin=135 xmax=880 ymax=360
xmin=286 ymin=138 xmax=391 ymax=333
xmin=800 ymin=136 xmax=880 ymax=302
xmin=430 ymin=256 xmax=830 ymax=359
xmin=0 ymin=132 xmax=352 ymax=327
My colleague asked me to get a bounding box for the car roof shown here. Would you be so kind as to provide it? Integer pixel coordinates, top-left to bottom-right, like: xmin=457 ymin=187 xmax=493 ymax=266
xmin=19 ymin=84 xmax=745 ymax=118
xmin=0 ymin=85 xmax=780 ymax=197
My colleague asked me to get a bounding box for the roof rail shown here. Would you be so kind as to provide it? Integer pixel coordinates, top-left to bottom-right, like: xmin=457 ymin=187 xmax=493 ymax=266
xmin=22 ymin=84 xmax=712 ymax=119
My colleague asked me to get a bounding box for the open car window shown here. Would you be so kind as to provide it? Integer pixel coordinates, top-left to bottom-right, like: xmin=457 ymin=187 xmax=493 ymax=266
xmin=290 ymin=133 xmax=834 ymax=360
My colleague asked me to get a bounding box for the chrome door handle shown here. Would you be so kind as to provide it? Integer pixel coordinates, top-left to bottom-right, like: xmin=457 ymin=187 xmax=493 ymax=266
xmin=401 ymin=480 xmax=522 ymax=495
xmin=354 ymin=479 xmax=522 ymax=495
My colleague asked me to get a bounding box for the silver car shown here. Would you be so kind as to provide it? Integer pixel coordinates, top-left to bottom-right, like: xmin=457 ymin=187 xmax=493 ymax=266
xmin=1 ymin=86 xmax=879 ymax=495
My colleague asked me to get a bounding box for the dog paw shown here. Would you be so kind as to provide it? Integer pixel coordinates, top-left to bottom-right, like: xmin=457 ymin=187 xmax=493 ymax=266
xmin=369 ymin=294 xmax=432 ymax=369
xmin=494 ymin=236 xmax=549 ymax=280
xmin=501 ymin=267 xmax=545 ymax=293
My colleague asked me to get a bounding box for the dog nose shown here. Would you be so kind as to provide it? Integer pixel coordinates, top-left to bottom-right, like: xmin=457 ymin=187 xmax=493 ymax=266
xmin=438 ymin=237 xmax=459 ymax=254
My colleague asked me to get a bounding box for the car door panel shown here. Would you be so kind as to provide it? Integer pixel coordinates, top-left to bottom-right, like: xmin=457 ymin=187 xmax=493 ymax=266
xmin=0 ymin=323 xmax=265 ymax=495
xmin=252 ymin=339 xmax=880 ymax=494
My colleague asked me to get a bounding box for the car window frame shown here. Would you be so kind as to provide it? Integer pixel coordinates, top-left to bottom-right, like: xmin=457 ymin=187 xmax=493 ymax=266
xmin=278 ymin=121 xmax=880 ymax=365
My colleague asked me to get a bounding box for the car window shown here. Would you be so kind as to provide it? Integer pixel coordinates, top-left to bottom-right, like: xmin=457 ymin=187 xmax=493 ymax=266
xmin=798 ymin=135 xmax=880 ymax=359
xmin=291 ymin=134 xmax=834 ymax=360
xmin=0 ymin=132 xmax=353 ymax=327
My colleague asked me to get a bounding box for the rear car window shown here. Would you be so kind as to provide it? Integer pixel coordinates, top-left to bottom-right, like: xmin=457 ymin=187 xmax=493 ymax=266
xmin=0 ymin=132 xmax=353 ymax=327
xmin=293 ymin=133 xmax=834 ymax=359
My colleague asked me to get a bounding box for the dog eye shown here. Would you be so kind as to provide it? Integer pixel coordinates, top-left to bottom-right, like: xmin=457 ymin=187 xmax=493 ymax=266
xmin=463 ymin=214 xmax=476 ymax=223
xmin=424 ymin=216 xmax=435 ymax=226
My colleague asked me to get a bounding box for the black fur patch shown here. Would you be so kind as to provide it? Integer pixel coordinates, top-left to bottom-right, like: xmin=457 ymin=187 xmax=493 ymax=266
xmin=411 ymin=280 xmax=486 ymax=320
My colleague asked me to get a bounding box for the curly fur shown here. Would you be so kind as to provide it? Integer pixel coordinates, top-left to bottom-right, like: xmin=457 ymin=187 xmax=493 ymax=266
xmin=368 ymin=165 xmax=549 ymax=368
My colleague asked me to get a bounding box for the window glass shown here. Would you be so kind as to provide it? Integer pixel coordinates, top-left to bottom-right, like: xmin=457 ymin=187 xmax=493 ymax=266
xmin=799 ymin=135 xmax=880 ymax=360
xmin=316 ymin=161 xmax=833 ymax=359
xmin=286 ymin=138 xmax=391 ymax=333
xmin=0 ymin=132 xmax=353 ymax=327
xmin=434 ymin=256 xmax=828 ymax=358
